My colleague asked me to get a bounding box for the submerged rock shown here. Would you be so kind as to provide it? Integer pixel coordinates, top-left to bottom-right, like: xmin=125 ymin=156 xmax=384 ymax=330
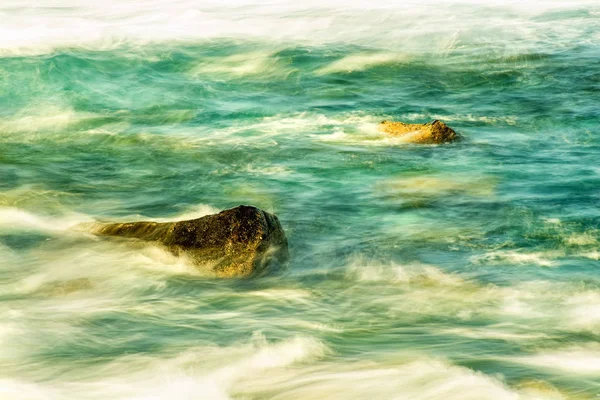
xmin=94 ymin=205 xmax=289 ymax=278
xmin=379 ymin=120 xmax=458 ymax=144
xmin=39 ymin=278 xmax=93 ymax=296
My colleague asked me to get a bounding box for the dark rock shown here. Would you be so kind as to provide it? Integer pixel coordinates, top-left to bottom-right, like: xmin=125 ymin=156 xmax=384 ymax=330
xmin=379 ymin=120 xmax=458 ymax=144
xmin=94 ymin=205 xmax=289 ymax=278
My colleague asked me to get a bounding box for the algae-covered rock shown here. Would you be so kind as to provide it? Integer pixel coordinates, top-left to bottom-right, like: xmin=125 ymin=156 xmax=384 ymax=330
xmin=94 ymin=205 xmax=289 ymax=278
xmin=379 ymin=120 xmax=458 ymax=144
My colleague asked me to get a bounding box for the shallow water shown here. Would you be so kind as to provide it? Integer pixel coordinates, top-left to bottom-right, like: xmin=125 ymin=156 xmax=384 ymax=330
xmin=1 ymin=1 xmax=600 ymax=399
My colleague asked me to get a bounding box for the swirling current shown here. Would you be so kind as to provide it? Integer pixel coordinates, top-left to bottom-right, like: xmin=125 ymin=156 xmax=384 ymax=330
xmin=1 ymin=1 xmax=600 ymax=398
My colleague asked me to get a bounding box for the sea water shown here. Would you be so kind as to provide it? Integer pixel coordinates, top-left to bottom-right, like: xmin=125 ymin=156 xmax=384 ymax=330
xmin=1 ymin=0 xmax=600 ymax=398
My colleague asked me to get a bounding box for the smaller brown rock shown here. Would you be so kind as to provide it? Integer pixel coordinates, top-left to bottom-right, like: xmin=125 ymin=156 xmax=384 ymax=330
xmin=379 ymin=120 xmax=458 ymax=144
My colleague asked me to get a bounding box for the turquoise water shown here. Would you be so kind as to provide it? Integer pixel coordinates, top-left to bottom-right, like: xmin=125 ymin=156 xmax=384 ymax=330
xmin=1 ymin=1 xmax=600 ymax=398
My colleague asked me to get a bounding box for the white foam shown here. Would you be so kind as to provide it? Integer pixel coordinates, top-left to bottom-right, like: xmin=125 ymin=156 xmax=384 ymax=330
xmin=234 ymin=112 xmax=378 ymax=136
xmin=93 ymin=335 xmax=327 ymax=400
xmin=470 ymin=250 xmax=558 ymax=267
xmin=399 ymin=113 xmax=518 ymax=126
xmin=246 ymin=288 xmax=314 ymax=303
xmin=0 ymin=322 xmax=24 ymax=346
xmin=0 ymin=332 xmax=327 ymax=400
xmin=211 ymin=164 xmax=292 ymax=177
xmin=511 ymin=345 xmax=600 ymax=375
xmin=237 ymin=357 xmax=527 ymax=400
xmin=293 ymin=321 xmax=344 ymax=333
xmin=580 ymin=250 xmax=600 ymax=260
xmin=441 ymin=326 xmax=549 ymax=341
xmin=1 ymin=0 xmax=596 ymax=56
xmin=196 ymin=111 xmax=394 ymax=147
xmin=0 ymin=242 xmax=18 ymax=265
xmin=565 ymin=291 xmax=600 ymax=332
xmin=345 ymin=258 xmax=465 ymax=287
xmin=152 ymin=204 xmax=220 ymax=222
xmin=542 ymin=217 xmax=562 ymax=225
xmin=564 ymin=232 xmax=598 ymax=246
xmin=0 ymin=207 xmax=92 ymax=233
xmin=0 ymin=379 xmax=58 ymax=400
xmin=0 ymin=105 xmax=101 ymax=135
xmin=315 ymin=52 xmax=410 ymax=74
xmin=189 ymin=51 xmax=295 ymax=78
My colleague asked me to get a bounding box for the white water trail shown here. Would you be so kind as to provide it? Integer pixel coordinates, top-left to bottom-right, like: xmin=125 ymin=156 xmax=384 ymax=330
xmin=0 ymin=0 xmax=598 ymax=55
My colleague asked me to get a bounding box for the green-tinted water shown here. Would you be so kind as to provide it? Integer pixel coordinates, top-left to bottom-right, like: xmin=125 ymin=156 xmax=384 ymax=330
xmin=1 ymin=1 xmax=600 ymax=399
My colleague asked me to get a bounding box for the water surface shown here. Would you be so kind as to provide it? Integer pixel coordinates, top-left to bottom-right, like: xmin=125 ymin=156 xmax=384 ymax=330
xmin=1 ymin=1 xmax=600 ymax=398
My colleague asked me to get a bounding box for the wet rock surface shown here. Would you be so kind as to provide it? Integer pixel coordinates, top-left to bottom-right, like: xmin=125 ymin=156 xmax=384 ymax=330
xmin=379 ymin=120 xmax=458 ymax=144
xmin=94 ymin=205 xmax=289 ymax=278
